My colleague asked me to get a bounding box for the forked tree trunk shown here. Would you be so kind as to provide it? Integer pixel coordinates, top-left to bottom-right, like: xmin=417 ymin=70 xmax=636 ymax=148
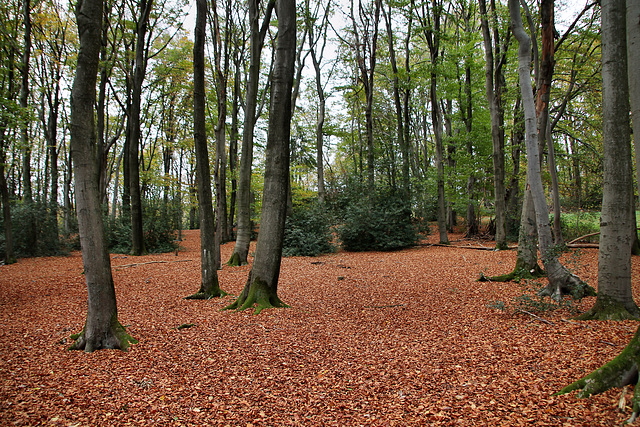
xmin=509 ymin=0 xmax=594 ymax=301
xmin=186 ymin=0 xmax=226 ymax=300
xmin=69 ymin=0 xmax=136 ymax=352
xmin=227 ymin=0 xmax=275 ymax=266
xmin=224 ymin=0 xmax=295 ymax=315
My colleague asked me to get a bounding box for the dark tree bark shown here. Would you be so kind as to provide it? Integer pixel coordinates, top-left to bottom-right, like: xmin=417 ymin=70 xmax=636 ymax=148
xmin=224 ymin=0 xmax=296 ymax=314
xmin=228 ymin=0 xmax=275 ymax=266
xmin=128 ymin=0 xmax=153 ymax=256
xmin=478 ymin=0 xmax=507 ymax=250
xmin=186 ymin=0 xmax=226 ymax=300
xmin=69 ymin=0 xmax=136 ymax=352
xmin=0 ymin=44 xmax=17 ymax=264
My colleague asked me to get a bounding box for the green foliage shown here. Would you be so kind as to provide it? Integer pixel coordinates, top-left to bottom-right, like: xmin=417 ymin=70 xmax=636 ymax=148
xmin=0 ymin=200 xmax=64 ymax=259
xmin=334 ymin=187 xmax=419 ymax=252
xmin=488 ymin=280 xmax=579 ymax=315
xmin=550 ymin=211 xmax=600 ymax=243
xmin=106 ymin=199 xmax=178 ymax=254
xmin=283 ymin=198 xmax=335 ymax=257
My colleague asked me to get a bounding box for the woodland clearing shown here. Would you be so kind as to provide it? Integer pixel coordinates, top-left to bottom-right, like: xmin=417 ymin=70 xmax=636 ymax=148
xmin=1 ymin=229 xmax=638 ymax=426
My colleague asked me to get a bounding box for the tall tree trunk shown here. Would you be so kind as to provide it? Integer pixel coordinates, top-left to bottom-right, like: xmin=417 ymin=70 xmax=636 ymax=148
xmin=629 ymin=0 xmax=640 ymax=215
xmin=0 ymin=47 xmax=16 ymax=264
xmin=479 ymin=0 xmax=507 ymax=250
xmin=69 ymin=0 xmax=136 ymax=352
xmin=21 ymin=0 xmax=36 ymax=254
xmin=225 ymin=0 xmax=295 ymax=314
xmin=187 ymin=0 xmax=226 ymax=300
xmin=578 ymin=0 xmax=638 ymax=319
xmin=510 ymin=0 xmax=594 ymax=301
xmin=228 ymin=52 xmax=241 ymax=239
xmin=228 ymin=0 xmax=275 ymax=266
xmin=556 ymin=3 xmax=640 ymax=416
xmin=128 ymin=0 xmax=153 ymax=256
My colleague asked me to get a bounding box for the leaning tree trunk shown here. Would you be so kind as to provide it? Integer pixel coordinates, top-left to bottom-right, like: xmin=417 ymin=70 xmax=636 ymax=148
xmin=227 ymin=0 xmax=275 ymax=266
xmin=186 ymin=0 xmax=226 ymax=300
xmin=69 ymin=0 xmax=136 ymax=352
xmin=509 ymin=0 xmax=594 ymax=301
xmin=224 ymin=0 xmax=295 ymax=315
xmin=578 ymin=0 xmax=638 ymax=320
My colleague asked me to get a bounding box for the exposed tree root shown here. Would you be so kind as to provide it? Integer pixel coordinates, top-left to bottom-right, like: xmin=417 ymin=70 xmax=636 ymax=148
xmin=537 ymin=268 xmax=596 ymax=301
xmin=481 ymin=263 xmax=545 ymax=283
xmin=576 ymin=296 xmax=640 ymax=321
xmin=555 ymin=326 xmax=640 ymax=424
xmin=226 ymin=252 xmax=248 ymax=267
xmin=69 ymin=317 xmax=138 ymax=353
xmin=184 ymin=288 xmax=228 ymax=300
xmin=223 ymin=278 xmax=288 ymax=315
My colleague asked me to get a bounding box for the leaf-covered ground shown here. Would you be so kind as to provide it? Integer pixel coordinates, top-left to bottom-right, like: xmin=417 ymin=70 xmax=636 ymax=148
xmin=1 ymin=229 xmax=638 ymax=426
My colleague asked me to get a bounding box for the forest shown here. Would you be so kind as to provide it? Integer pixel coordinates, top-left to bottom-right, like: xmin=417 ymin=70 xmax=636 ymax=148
xmin=2 ymin=0 xmax=640 ymax=424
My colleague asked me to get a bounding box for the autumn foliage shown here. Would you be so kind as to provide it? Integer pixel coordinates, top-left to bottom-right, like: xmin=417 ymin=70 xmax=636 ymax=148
xmin=1 ymin=229 xmax=638 ymax=425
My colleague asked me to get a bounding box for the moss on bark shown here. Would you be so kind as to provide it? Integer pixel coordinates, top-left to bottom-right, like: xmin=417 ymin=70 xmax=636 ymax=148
xmin=577 ymin=295 xmax=640 ymax=321
xmin=223 ymin=277 xmax=288 ymax=315
xmin=556 ymin=326 xmax=640 ymax=423
xmin=185 ymin=288 xmax=227 ymax=300
xmin=482 ymin=262 xmax=545 ymax=283
xmin=69 ymin=315 xmax=138 ymax=352
xmin=226 ymin=252 xmax=248 ymax=267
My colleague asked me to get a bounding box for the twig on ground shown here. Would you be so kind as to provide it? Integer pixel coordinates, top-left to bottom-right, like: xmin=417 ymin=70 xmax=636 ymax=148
xmin=516 ymin=309 xmax=555 ymax=325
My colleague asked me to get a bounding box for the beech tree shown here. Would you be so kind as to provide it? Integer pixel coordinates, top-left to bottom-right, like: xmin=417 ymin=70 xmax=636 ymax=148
xmin=509 ymin=0 xmax=594 ymax=300
xmin=227 ymin=0 xmax=275 ymax=266
xmin=225 ymin=0 xmax=296 ymax=314
xmin=186 ymin=0 xmax=226 ymax=300
xmin=69 ymin=0 xmax=136 ymax=352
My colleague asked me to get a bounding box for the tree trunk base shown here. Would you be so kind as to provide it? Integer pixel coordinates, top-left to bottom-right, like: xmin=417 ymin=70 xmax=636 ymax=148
xmin=69 ymin=317 xmax=138 ymax=353
xmin=555 ymin=326 xmax=640 ymax=424
xmin=576 ymin=296 xmax=640 ymax=321
xmin=223 ymin=278 xmax=288 ymax=315
xmin=481 ymin=262 xmax=545 ymax=283
xmin=226 ymin=252 xmax=248 ymax=267
xmin=537 ymin=270 xmax=596 ymax=301
xmin=185 ymin=289 xmax=228 ymax=300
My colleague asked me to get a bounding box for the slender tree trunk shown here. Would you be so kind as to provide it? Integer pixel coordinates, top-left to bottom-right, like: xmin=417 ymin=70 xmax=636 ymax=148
xmin=510 ymin=0 xmax=594 ymax=301
xmin=128 ymin=0 xmax=153 ymax=256
xmin=187 ymin=0 xmax=226 ymax=300
xmin=69 ymin=0 xmax=136 ymax=352
xmin=225 ymin=0 xmax=296 ymax=314
xmin=479 ymin=0 xmax=507 ymax=250
xmin=228 ymin=0 xmax=275 ymax=266
xmin=228 ymin=55 xmax=240 ymax=239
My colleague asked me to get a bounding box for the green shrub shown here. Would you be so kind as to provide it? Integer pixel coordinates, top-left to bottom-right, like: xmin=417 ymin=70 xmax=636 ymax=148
xmin=551 ymin=211 xmax=600 ymax=243
xmin=0 ymin=200 xmax=63 ymax=258
xmin=337 ymin=188 xmax=418 ymax=252
xmin=283 ymin=200 xmax=335 ymax=257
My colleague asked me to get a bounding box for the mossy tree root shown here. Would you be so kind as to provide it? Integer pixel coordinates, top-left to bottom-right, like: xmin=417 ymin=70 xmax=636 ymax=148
xmin=226 ymin=252 xmax=248 ymax=267
xmin=576 ymin=296 xmax=640 ymax=321
xmin=537 ymin=272 xmax=596 ymax=301
xmin=184 ymin=288 xmax=228 ymax=300
xmin=223 ymin=278 xmax=289 ymax=315
xmin=69 ymin=316 xmax=138 ymax=353
xmin=480 ymin=264 xmax=545 ymax=283
xmin=555 ymin=326 xmax=640 ymax=423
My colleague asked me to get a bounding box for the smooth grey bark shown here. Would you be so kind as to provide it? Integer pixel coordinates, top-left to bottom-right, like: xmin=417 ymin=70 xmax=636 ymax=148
xmin=69 ymin=0 xmax=136 ymax=352
xmin=225 ymin=0 xmax=295 ymax=314
xmin=629 ymin=0 xmax=640 ymax=207
xmin=228 ymin=0 xmax=275 ymax=266
xmin=187 ymin=0 xmax=226 ymax=300
xmin=478 ymin=0 xmax=507 ymax=250
xmin=510 ymin=0 xmax=594 ymax=301
xmin=579 ymin=0 xmax=638 ymax=319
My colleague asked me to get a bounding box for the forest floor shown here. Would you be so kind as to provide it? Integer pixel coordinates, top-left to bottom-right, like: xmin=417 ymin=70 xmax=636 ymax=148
xmin=1 ymin=228 xmax=639 ymax=426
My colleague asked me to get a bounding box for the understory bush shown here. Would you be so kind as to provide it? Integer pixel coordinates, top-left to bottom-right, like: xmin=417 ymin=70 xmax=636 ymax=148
xmin=0 ymin=200 xmax=64 ymax=259
xmin=551 ymin=211 xmax=600 ymax=243
xmin=283 ymin=200 xmax=335 ymax=257
xmin=336 ymin=188 xmax=418 ymax=252
xmin=106 ymin=199 xmax=178 ymax=254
